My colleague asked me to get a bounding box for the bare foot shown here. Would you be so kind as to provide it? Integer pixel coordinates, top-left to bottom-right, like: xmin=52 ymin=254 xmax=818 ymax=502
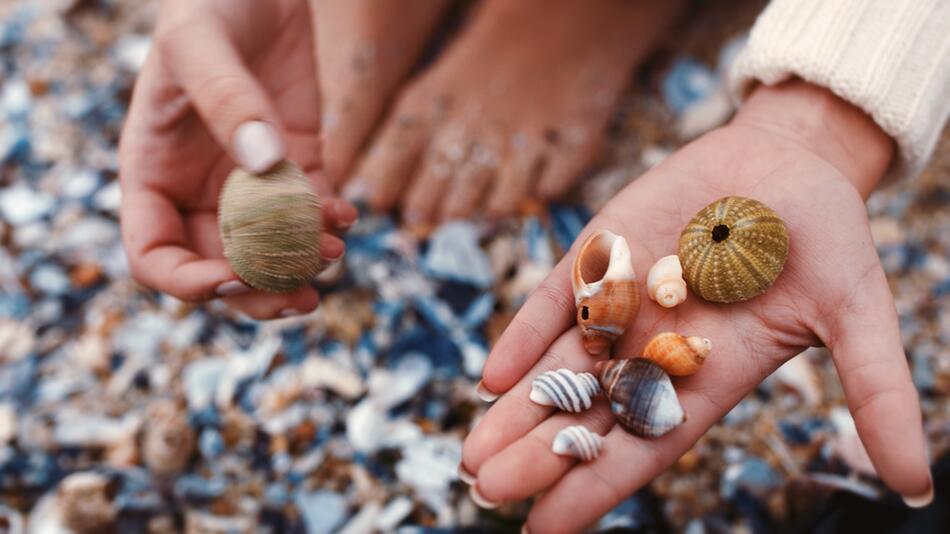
xmin=343 ymin=0 xmax=684 ymax=225
xmin=313 ymin=0 xmax=451 ymax=184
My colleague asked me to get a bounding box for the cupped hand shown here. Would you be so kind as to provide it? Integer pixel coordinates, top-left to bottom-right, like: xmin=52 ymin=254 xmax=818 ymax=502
xmin=119 ymin=0 xmax=357 ymax=320
xmin=461 ymin=81 xmax=932 ymax=532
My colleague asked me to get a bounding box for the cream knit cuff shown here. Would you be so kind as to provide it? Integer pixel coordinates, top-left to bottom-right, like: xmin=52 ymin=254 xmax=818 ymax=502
xmin=729 ymin=0 xmax=950 ymax=183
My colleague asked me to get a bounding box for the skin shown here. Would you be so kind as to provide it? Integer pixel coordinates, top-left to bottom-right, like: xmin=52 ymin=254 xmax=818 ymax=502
xmin=119 ymin=0 xmax=357 ymax=320
xmin=342 ymin=0 xmax=684 ymax=226
xmin=462 ymin=80 xmax=933 ymax=533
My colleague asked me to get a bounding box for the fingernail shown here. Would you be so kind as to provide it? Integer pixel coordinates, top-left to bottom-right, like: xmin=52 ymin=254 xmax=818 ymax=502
xmin=215 ymin=280 xmax=251 ymax=297
xmin=902 ymin=478 xmax=934 ymax=508
xmin=469 ymin=485 xmax=499 ymax=509
xmin=342 ymin=179 xmax=369 ymax=202
xmin=521 ymin=525 xmax=531 ymax=534
xmin=279 ymin=308 xmax=300 ymax=318
xmin=338 ymin=215 xmax=360 ymax=230
xmin=233 ymin=121 xmax=284 ymax=174
xmin=323 ymin=247 xmax=345 ymax=262
xmin=476 ymin=380 xmax=499 ymax=402
xmin=457 ymin=464 xmax=476 ymax=485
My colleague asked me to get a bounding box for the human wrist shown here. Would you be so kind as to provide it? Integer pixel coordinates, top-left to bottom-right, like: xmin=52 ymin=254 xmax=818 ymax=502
xmin=732 ymin=79 xmax=895 ymax=198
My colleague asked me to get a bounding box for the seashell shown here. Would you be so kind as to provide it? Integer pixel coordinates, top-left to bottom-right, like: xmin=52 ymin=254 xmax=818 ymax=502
xmin=641 ymin=332 xmax=711 ymax=376
xmin=530 ymin=369 xmax=600 ymax=413
xmin=552 ymin=425 xmax=605 ymax=462
xmin=142 ymin=399 xmax=196 ymax=478
xmin=678 ymin=196 xmax=788 ymax=303
xmin=572 ymin=230 xmax=640 ymax=355
xmin=646 ymin=255 xmax=687 ymax=308
xmin=57 ymin=472 xmax=117 ymax=532
xmin=219 ymin=160 xmax=324 ymax=293
xmin=595 ymin=358 xmax=685 ymax=437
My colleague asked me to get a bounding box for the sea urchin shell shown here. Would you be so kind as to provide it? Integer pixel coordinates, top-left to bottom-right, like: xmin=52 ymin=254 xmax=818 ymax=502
xmin=219 ymin=160 xmax=324 ymax=293
xmin=678 ymin=196 xmax=788 ymax=303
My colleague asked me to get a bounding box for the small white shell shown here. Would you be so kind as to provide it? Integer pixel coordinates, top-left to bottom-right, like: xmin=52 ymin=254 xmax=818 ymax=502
xmin=552 ymin=425 xmax=605 ymax=461
xmin=530 ymin=369 xmax=600 ymax=413
xmin=646 ymin=255 xmax=687 ymax=308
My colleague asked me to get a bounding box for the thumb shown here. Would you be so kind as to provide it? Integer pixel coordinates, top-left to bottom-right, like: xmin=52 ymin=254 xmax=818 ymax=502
xmin=156 ymin=14 xmax=285 ymax=173
xmin=826 ymin=258 xmax=933 ymax=507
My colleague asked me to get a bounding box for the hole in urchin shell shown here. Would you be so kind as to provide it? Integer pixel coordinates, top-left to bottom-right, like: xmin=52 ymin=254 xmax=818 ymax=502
xmin=712 ymin=224 xmax=730 ymax=242
xmin=581 ymin=306 xmax=590 ymax=320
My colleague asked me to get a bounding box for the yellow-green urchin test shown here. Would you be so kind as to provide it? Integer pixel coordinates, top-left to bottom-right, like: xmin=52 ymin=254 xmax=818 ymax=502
xmin=218 ymin=160 xmax=324 ymax=293
xmin=678 ymin=196 xmax=789 ymax=303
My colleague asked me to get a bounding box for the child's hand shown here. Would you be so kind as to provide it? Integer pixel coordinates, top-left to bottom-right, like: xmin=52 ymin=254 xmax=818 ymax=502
xmin=462 ymin=81 xmax=932 ymax=532
xmin=119 ymin=0 xmax=356 ymax=319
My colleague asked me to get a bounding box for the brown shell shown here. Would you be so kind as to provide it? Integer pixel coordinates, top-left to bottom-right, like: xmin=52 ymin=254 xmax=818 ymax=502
xmin=678 ymin=196 xmax=788 ymax=303
xmin=142 ymin=399 xmax=196 ymax=478
xmin=572 ymin=230 xmax=640 ymax=355
xmin=594 ymin=358 xmax=685 ymax=438
xmin=641 ymin=332 xmax=711 ymax=376
xmin=219 ymin=160 xmax=324 ymax=293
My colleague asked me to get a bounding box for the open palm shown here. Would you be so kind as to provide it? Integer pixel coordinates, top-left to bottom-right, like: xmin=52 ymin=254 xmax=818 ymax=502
xmin=120 ymin=0 xmax=353 ymax=319
xmin=461 ymin=118 xmax=931 ymax=532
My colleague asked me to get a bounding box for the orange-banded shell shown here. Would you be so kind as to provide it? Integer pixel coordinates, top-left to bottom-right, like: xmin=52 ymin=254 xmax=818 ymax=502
xmin=641 ymin=332 xmax=711 ymax=376
xmin=594 ymin=358 xmax=685 ymax=437
xmin=219 ymin=160 xmax=324 ymax=293
xmin=678 ymin=196 xmax=788 ymax=303
xmin=572 ymin=230 xmax=640 ymax=355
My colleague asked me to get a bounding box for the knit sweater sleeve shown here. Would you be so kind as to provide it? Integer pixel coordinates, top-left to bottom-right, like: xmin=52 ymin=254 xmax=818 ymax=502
xmin=729 ymin=0 xmax=950 ymax=183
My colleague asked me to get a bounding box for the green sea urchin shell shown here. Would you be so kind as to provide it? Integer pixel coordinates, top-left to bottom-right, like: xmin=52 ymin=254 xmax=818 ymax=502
xmin=678 ymin=196 xmax=789 ymax=303
xmin=219 ymin=160 xmax=323 ymax=293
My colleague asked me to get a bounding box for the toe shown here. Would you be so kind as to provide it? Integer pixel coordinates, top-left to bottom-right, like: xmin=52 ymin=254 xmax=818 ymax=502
xmin=322 ymin=94 xmax=386 ymax=186
xmin=487 ymin=134 xmax=547 ymax=217
xmin=403 ymin=126 xmax=470 ymax=225
xmin=440 ymin=133 xmax=503 ymax=221
xmin=536 ymin=126 xmax=602 ymax=199
xmin=344 ymin=109 xmax=430 ymax=211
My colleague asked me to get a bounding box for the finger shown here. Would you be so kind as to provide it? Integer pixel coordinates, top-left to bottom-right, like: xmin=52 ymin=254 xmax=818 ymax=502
xmin=224 ymin=285 xmax=320 ymax=320
xmin=320 ymin=233 xmax=346 ymax=262
xmin=463 ymin=328 xmax=599 ymax=474
xmin=523 ymin=347 xmax=773 ymax=533
xmin=121 ymin=185 xmax=247 ymax=301
xmin=322 ymin=198 xmax=360 ymax=232
xmin=535 ymin=134 xmax=602 ymax=200
xmin=477 ymin=256 xmax=575 ymax=399
xmin=344 ymin=111 xmax=429 ymax=211
xmin=826 ymin=260 xmax=932 ymax=504
xmin=475 ymin=405 xmax=614 ymax=504
xmin=487 ymin=137 xmax=546 ymax=216
xmin=156 ymin=12 xmax=285 ymax=173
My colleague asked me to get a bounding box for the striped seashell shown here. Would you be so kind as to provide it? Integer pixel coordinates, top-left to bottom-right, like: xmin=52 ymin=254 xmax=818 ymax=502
xmin=219 ymin=160 xmax=324 ymax=293
xmin=529 ymin=369 xmax=600 ymax=413
xmin=595 ymin=358 xmax=685 ymax=438
xmin=646 ymin=255 xmax=687 ymax=308
xmin=552 ymin=425 xmax=605 ymax=462
xmin=572 ymin=230 xmax=640 ymax=355
xmin=641 ymin=332 xmax=711 ymax=376
xmin=678 ymin=196 xmax=788 ymax=303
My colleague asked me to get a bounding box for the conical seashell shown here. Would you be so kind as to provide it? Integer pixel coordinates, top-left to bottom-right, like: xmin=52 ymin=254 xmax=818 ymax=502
xmin=142 ymin=399 xmax=196 ymax=478
xmin=595 ymin=359 xmax=685 ymax=437
xmin=552 ymin=425 xmax=605 ymax=461
xmin=678 ymin=196 xmax=788 ymax=303
xmin=572 ymin=230 xmax=640 ymax=355
xmin=641 ymin=332 xmax=711 ymax=376
xmin=219 ymin=160 xmax=324 ymax=293
xmin=646 ymin=255 xmax=687 ymax=308
xmin=530 ymin=369 xmax=600 ymax=413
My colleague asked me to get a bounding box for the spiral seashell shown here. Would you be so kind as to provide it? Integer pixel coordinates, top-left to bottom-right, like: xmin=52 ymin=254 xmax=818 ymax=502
xmin=142 ymin=399 xmax=196 ymax=478
xmin=572 ymin=230 xmax=640 ymax=355
xmin=530 ymin=369 xmax=600 ymax=413
xmin=646 ymin=255 xmax=687 ymax=308
xmin=595 ymin=358 xmax=685 ymax=437
xmin=219 ymin=160 xmax=324 ymax=293
xmin=678 ymin=196 xmax=788 ymax=303
xmin=641 ymin=332 xmax=711 ymax=376
xmin=552 ymin=425 xmax=605 ymax=462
